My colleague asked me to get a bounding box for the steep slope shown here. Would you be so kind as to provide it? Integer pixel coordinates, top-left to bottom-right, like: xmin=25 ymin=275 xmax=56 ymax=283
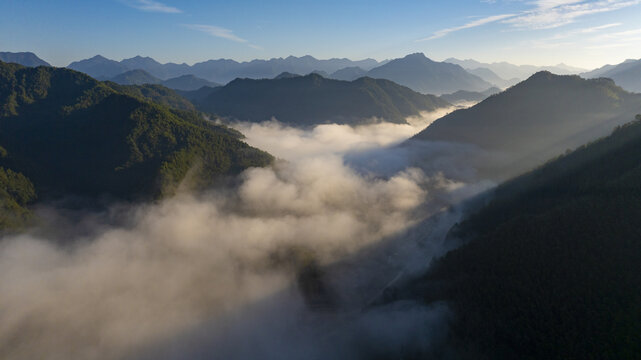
xmin=161 ymin=75 xmax=220 ymax=91
xmin=103 ymin=82 xmax=197 ymax=111
xmin=582 ymin=58 xmax=641 ymax=93
xmin=109 ymin=69 xmax=161 ymax=85
xmin=0 ymin=52 xmax=50 ymax=67
xmin=367 ymin=53 xmax=493 ymax=95
xmin=0 ymin=167 xmax=36 ymax=231
xmin=0 ymin=61 xmax=272 ymax=201
xmin=409 ymin=115 xmax=641 ymax=359
xmin=194 ymin=73 xmax=451 ymax=126
xmin=413 ymin=72 xmax=641 ymax=177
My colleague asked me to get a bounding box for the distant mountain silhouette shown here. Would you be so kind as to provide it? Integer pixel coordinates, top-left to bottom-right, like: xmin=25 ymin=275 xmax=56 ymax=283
xmin=68 ymin=55 xmax=129 ymax=78
xmin=582 ymin=58 xmax=641 ymax=93
xmin=0 ymin=52 xmax=50 ymax=67
xmin=366 ymin=53 xmax=493 ymax=95
xmin=193 ymin=73 xmax=451 ymax=126
xmin=466 ymin=67 xmax=519 ymax=89
xmin=414 ymin=71 xmax=641 ymax=177
xmin=67 ymin=55 xmax=382 ymax=83
xmin=445 ymin=58 xmax=586 ymax=81
xmin=273 ymin=72 xmax=301 ymax=79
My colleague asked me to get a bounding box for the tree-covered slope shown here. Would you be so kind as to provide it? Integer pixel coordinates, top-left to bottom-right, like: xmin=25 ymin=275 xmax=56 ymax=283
xmin=413 ymin=71 xmax=641 ymax=177
xmin=0 ymin=166 xmax=36 ymax=231
xmin=194 ymin=73 xmax=451 ymax=126
xmin=0 ymin=61 xmax=272 ymax=201
xmin=109 ymin=69 xmax=162 ymax=85
xmin=410 ymin=115 xmax=641 ymax=359
xmin=104 ymin=82 xmax=197 ymax=111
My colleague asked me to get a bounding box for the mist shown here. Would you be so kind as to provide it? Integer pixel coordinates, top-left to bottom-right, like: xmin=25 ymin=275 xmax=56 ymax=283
xmin=0 ymin=109 xmax=492 ymax=360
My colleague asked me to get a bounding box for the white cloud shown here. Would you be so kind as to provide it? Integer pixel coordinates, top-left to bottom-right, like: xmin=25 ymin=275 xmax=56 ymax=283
xmin=505 ymin=0 xmax=641 ymax=29
xmin=422 ymin=0 xmax=640 ymax=40
xmin=185 ymin=24 xmax=248 ymax=43
xmin=127 ymin=0 xmax=181 ymax=13
xmin=418 ymin=14 xmax=516 ymax=41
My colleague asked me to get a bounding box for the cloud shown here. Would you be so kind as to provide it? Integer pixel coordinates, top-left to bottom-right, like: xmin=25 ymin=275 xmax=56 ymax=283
xmin=0 ymin=110 xmax=494 ymax=359
xmin=184 ymin=24 xmax=247 ymax=43
xmin=505 ymin=0 xmax=641 ymax=29
xmin=127 ymin=0 xmax=182 ymax=13
xmin=422 ymin=0 xmax=640 ymax=40
xmin=418 ymin=14 xmax=516 ymax=41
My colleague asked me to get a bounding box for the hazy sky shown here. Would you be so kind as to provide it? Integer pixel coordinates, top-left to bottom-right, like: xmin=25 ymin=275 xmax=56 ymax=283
xmin=1 ymin=0 xmax=640 ymax=69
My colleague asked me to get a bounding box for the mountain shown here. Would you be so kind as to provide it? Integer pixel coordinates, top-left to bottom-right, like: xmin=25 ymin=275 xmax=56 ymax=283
xmin=330 ymin=66 xmax=367 ymax=81
xmin=0 ymin=52 xmax=50 ymax=67
xmin=445 ymin=58 xmax=587 ymax=81
xmin=175 ymin=86 xmax=220 ymax=104
xmin=413 ymin=72 xmax=641 ymax=178
xmin=582 ymin=58 xmax=641 ymax=93
xmin=466 ymin=67 xmax=519 ymax=89
xmin=439 ymin=87 xmax=500 ymax=105
xmin=67 ymin=55 xmax=383 ymax=83
xmin=109 ymin=69 xmax=162 ymax=85
xmin=366 ymin=53 xmax=493 ymax=95
xmin=402 ymin=114 xmax=641 ymax=359
xmin=103 ymin=82 xmax=197 ymax=111
xmin=161 ymin=75 xmax=220 ymax=91
xmin=273 ymin=72 xmax=301 ymax=79
xmin=193 ymin=73 xmax=451 ymax=126
xmin=0 ymin=61 xmax=272 ymax=203
xmin=68 ymin=55 xmax=129 ymax=78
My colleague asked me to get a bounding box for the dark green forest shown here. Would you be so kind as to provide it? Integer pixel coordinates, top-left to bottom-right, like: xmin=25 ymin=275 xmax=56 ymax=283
xmin=193 ymin=73 xmax=451 ymax=126
xmin=0 ymin=61 xmax=273 ymax=230
xmin=405 ymin=115 xmax=641 ymax=359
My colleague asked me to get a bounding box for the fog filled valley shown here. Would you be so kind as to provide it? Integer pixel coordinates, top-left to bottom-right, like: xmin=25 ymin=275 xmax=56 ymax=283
xmin=3 ymin=10 xmax=641 ymax=357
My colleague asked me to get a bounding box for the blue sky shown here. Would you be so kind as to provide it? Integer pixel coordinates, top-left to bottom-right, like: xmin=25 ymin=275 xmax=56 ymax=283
xmin=1 ymin=0 xmax=640 ymax=69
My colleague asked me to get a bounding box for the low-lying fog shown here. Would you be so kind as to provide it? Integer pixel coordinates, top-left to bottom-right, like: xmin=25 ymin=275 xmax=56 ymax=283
xmin=0 ymin=108 xmax=495 ymax=360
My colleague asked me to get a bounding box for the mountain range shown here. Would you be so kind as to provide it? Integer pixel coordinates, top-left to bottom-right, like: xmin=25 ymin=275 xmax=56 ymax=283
xmin=0 ymin=61 xmax=272 ymax=220
xmin=103 ymin=69 xmax=221 ymax=91
xmin=68 ymin=55 xmax=383 ymax=84
xmin=446 ymin=57 xmax=586 ymax=82
xmin=188 ymin=73 xmax=451 ymax=126
xmin=413 ymin=71 xmax=641 ymax=178
xmin=582 ymin=58 xmax=641 ymax=93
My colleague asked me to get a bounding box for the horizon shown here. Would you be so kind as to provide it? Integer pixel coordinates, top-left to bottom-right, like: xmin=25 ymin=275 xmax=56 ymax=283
xmin=2 ymin=0 xmax=641 ymax=69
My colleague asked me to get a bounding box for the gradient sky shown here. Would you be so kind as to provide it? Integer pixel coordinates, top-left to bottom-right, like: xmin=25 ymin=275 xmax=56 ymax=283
xmin=1 ymin=0 xmax=640 ymax=69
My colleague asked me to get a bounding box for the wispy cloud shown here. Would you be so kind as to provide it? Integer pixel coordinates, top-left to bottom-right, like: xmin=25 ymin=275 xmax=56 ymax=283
xmin=422 ymin=0 xmax=640 ymax=40
xmin=185 ymin=24 xmax=263 ymax=49
xmin=127 ymin=0 xmax=181 ymax=13
xmin=185 ymin=24 xmax=247 ymax=43
xmin=505 ymin=0 xmax=641 ymax=29
xmin=417 ymin=14 xmax=516 ymax=41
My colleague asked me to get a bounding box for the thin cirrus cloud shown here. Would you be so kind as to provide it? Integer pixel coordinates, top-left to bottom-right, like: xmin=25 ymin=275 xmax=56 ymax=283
xmin=126 ymin=0 xmax=182 ymax=13
xmin=185 ymin=24 xmax=263 ymax=49
xmin=417 ymin=14 xmax=516 ymax=41
xmin=421 ymin=0 xmax=641 ymax=40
